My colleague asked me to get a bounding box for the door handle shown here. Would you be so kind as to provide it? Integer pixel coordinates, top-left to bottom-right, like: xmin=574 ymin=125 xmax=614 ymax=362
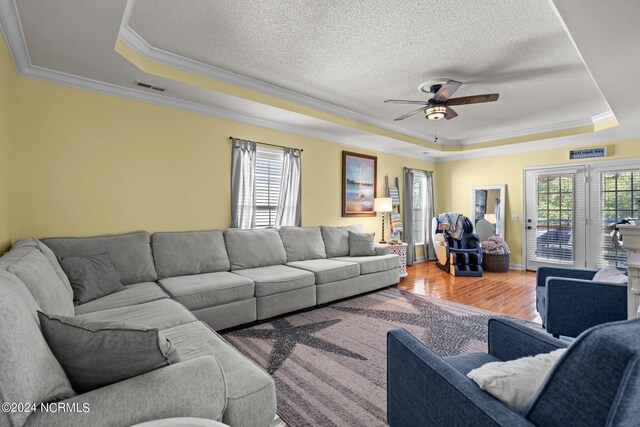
xmin=527 ymin=226 xmax=532 ymax=230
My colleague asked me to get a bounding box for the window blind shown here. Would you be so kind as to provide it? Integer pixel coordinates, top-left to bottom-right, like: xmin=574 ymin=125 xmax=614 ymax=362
xmin=254 ymin=146 xmax=284 ymax=228
xmin=596 ymin=169 xmax=640 ymax=267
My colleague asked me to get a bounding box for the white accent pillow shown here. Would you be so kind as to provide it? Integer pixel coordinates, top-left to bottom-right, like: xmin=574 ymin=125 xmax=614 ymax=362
xmin=467 ymin=349 xmax=566 ymax=411
xmin=592 ymin=265 xmax=628 ymax=284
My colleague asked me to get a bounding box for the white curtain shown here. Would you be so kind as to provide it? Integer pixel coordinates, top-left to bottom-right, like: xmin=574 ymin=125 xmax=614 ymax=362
xmin=275 ymin=148 xmax=302 ymax=227
xmin=230 ymin=139 xmax=256 ymax=229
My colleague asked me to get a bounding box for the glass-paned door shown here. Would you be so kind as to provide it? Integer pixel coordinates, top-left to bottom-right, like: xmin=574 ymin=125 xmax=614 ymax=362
xmin=525 ymin=167 xmax=587 ymax=270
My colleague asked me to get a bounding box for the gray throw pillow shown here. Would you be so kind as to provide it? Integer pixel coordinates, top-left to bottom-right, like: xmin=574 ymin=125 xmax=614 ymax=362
xmin=38 ymin=312 xmax=181 ymax=393
xmin=320 ymin=225 xmax=364 ymax=257
xmin=348 ymin=231 xmax=376 ymax=256
xmin=278 ymin=227 xmax=327 ymax=261
xmin=58 ymin=253 xmax=126 ymax=305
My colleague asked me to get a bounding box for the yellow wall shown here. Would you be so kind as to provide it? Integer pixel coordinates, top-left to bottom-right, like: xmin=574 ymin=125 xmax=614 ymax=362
xmin=437 ymin=138 xmax=640 ymax=266
xmin=14 ymin=77 xmax=435 ymax=240
xmin=0 ymin=33 xmax=18 ymax=252
xmin=4 ymin=29 xmax=640 ymax=262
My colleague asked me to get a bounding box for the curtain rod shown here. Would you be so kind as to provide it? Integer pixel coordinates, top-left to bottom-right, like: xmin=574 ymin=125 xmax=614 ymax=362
xmin=228 ymin=137 xmax=303 ymax=152
xmin=404 ymin=167 xmax=433 ymax=173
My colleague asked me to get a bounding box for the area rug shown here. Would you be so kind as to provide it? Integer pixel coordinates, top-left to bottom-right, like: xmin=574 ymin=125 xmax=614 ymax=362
xmin=223 ymin=288 xmax=529 ymax=427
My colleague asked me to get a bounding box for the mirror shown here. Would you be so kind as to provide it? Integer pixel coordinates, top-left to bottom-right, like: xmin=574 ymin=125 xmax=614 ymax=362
xmin=471 ymin=185 xmax=506 ymax=241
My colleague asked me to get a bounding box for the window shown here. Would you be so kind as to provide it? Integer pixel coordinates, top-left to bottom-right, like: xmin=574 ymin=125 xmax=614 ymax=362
xmin=254 ymin=146 xmax=284 ymax=228
xmin=413 ymin=173 xmax=427 ymax=244
xmin=599 ymin=170 xmax=640 ymax=267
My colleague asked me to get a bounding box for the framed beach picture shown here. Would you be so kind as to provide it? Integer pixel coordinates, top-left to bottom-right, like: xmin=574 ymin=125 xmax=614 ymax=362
xmin=342 ymin=151 xmax=377 ymax=217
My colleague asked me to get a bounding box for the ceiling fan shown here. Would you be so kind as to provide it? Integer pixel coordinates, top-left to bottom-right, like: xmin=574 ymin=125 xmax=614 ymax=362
xmin=384 ymin=80 xmax=499 ymax=121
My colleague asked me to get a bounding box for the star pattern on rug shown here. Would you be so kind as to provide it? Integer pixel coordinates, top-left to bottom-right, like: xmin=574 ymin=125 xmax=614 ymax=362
xmin=229 ymin=318 xmax=367 ymax=374
xmin=330 ymin=290 xmax=508 ymax=356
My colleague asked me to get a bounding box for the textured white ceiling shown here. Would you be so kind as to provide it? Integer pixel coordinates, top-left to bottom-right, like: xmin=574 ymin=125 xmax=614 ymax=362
xmin=8 ymin=0 xmax=632 ymax=161
xmin=128 ymin=0 xmax=610 ymax=141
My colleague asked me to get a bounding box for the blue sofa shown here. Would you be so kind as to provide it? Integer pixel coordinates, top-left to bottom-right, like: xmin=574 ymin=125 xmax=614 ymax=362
xmin=387 ymin=317 xmax=640 ymax=426
xmin=536 ymin=267 xmax=627 ymax=338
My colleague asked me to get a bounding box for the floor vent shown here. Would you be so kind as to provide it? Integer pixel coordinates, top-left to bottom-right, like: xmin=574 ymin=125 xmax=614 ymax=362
xmin=135 ymin=81 xmax=166 ymax=92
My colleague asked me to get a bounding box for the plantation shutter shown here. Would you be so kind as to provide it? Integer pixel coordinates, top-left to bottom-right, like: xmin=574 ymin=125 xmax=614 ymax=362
xmin=254 ymin=146 xmax=284 ymax=228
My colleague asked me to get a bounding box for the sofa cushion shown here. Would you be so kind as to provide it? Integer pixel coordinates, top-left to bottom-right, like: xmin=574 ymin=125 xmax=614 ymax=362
xmin=348 ymin=231 xmax=376 ymax=256
xmin=59 ymin=253 xmax=125 ymax=305
xmin=278 ymin=227 xmax=327 ymax=261
xmin=13 ymin=238 xmax=74 ymax=298
xmin=224 ymin=228 xmax=287 ymax=270
xmin=0 ymin=284 xmax=75 ymax=427
xmin=286 ymin=259 xmax=360 ymax=285
xmin=39 ymin=312 xmax=181 ymax=393
xmin=0 ymin=269 xmax=41 ymax=318
xmin=0 ymin=247 xmax=74 ymax=316
xmin=332 ymin=254 xmax=400 ymax=275
xmin=162 ymin=321 xmax=276 ymax=427
xmin=320 ymin=225 xmax=364 ymax=257
xmin=159 ymin=272 xmax=255 ymax=311
xmin=41 ymin=231 xmax=158 ymax=285
xmin=233 ymin=265 xmax=315 ymax=297
xmin=152 ymin=230 xmax=230 ymax=279
xmin=76 ymin=299 xmax=196 ymax=331
xmin=74 ymin=282 xmax=168 ymax=315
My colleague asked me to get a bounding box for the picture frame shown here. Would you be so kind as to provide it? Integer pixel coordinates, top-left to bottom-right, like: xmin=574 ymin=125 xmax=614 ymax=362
xmin=342 ymin=151 xmax=377 ymax=217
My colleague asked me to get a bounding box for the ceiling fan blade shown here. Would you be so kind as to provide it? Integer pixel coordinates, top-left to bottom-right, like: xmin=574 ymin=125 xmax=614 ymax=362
xmin=384 ymin=99 xmax=430 ymax=105
xmin=447 ymin=93 xmax=499 ymax=106
xmin=393 ymin=106 xmax=426 ymax=121
xmin=445 ymin=107 xmax=458 ymax=120
xmin=434 ymin=79 xmax=462 ymax=101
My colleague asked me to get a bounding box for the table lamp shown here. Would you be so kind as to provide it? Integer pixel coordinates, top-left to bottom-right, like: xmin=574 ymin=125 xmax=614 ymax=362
xmin=374 ymin=197 xmax=393 ymax=243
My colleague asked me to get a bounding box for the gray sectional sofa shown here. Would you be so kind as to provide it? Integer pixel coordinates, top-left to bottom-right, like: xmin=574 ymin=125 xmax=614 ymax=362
xmin=0 ymin=225 xmax=399 ymax=427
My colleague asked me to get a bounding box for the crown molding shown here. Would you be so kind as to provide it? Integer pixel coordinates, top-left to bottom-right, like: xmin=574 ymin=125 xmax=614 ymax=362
xmin=0 ymin=0 xmax=618 ymax=165
xmin=117 ymin=23 xmax=438 ymax=145
xmin=0 ymin=0 xmax=30 ymax=71
xmin=118 ymin=24 xmax=618 ymax=151
xmin=0 ymin=0 xmax=442 ymax=162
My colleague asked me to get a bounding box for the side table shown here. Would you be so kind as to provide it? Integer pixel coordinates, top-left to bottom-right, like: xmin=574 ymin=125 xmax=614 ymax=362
xmin=387 ymin=243 xmax=408 ymax=278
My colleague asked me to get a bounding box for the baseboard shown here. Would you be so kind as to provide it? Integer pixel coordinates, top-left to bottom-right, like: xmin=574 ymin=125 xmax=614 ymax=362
xmin=509 ymin=263 xmax=524 ymax=270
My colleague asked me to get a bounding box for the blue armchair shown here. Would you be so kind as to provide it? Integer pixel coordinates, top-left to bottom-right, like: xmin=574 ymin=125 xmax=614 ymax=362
xmin=387 ymin=317 xmax=640 ymax=427
xmin=536 ymin=267 xmax=627 ymax=338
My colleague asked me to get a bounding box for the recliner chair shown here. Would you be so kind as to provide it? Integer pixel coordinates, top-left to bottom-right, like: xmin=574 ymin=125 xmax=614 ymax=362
xmin=432 ymin=216 xmax=483 ymax=277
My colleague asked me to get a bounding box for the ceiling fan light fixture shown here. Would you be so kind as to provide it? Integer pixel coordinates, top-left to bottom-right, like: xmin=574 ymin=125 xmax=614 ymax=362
xmin=425 ymin=106 xmax=447 ymax=120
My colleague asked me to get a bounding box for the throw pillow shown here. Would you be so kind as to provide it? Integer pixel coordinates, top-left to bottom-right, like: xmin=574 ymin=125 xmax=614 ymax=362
xmin=348 ymin=231 xmax=376 ymax=256
xmin=592 ymin=265 xmax=628 ymax=284
xmin=58 ymin=253 xmax=126 ymax=305
xmin=320 ymin=225 xmax=364 ymax=257
xmin=38 ymin=312 xmax=181 ymax=393
xmin=467 ymin=348 xmax=566 ymax=412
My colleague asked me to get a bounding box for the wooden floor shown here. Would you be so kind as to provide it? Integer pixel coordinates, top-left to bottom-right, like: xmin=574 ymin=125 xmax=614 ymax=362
xmin=398 ymin=261 xmax=541 ymax=323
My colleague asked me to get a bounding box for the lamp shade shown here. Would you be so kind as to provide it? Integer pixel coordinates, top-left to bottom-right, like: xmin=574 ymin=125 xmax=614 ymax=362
xmin=374 ymin=197 xmax=393 ymax=213
xmin=484 ymin=213 xmax=497 ymax=224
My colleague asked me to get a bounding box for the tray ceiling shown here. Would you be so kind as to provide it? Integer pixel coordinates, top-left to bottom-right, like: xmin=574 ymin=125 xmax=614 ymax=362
xmin=127 ymin=0 xmax=611 ymax=142
xmin=2 ymin=0 xmax=630 ymax=160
